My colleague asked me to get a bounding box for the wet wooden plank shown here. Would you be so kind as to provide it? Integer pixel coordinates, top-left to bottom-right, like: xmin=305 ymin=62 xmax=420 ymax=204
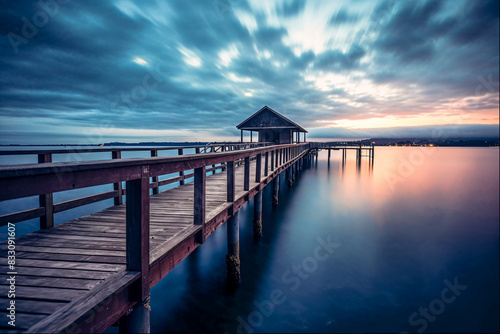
xmin=1 ymin=258 xmax=124 ymax=272
xmin=0 ymin=286 xmax=85 ymax=302
xmin=0 ymin=298 xmax=66 ymax=315
xmin=0 ymin=275 xmax=101 ymax=290
xmin=0 ymin=312 xmax=48 ymax=331
xmin=9 ymin=252 xmax=125 ymax=265
xmin=0 ymin=245 xmax=124 ymax=257
xmin=27 ymin=271 xmax=140 ymax=333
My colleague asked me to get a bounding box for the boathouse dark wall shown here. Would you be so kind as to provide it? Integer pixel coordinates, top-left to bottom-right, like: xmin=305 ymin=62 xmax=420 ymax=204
xmin=237 ymin=106 xmax=307 ymax=144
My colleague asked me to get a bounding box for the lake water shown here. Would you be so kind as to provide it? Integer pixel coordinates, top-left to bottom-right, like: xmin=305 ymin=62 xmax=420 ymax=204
xmin=1 ymin=147 xmax=499 ymax=332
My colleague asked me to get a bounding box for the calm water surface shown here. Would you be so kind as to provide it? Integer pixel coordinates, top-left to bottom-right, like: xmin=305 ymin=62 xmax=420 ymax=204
xmin=1 ymin=147 xmax=498 ymax=333
xmin=135 ymin=147 xmax=498 ymax=333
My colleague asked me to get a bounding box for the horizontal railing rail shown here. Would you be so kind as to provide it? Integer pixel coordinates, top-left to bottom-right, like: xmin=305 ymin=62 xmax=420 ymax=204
xmin=0 ymin=142 xmax=274 ymax=156
xmin=317 ymin=142 xmax=374 ymax=148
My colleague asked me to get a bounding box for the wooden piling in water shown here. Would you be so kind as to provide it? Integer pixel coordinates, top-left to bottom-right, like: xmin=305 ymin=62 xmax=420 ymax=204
xmin=273 ymin=174 xmax=280 ymax=205
xmin=226 ymin=211 xmax=240 ymax=282
xmin=120 ymin=299 xmax=151 ymax=334
xmin=287 ymin=166 xmax=293 ymax=186
xmin=253 ymin=191 xmax=263 ymax=239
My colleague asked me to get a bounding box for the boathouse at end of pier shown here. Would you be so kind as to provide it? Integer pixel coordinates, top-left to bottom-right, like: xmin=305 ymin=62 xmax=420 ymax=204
xmin=237 ymin=106 xmax=307 ymax=144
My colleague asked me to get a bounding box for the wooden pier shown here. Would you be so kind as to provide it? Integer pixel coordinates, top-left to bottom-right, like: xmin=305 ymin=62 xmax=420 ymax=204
xmin=0 ymin=143 xmax=314 ymax=333
xmin=319 ymin=142 xmax=375 ymax=167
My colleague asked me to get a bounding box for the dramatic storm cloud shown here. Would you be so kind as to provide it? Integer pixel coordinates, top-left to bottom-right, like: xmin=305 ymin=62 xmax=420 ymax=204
xmin=0 ymin=0 xmax=498 ymax=144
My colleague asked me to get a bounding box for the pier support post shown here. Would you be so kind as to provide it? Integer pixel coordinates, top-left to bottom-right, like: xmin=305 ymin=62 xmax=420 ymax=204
xmin=253 ymin=191 xmax=263 ymax=239
xmin=226 ymin=211 xmax=240 ymax=282
xmin=287 ymin=167 xmax=293 ymax=187
xmin=272 ymin=174 xmax=280 ymax=206
xmin=120 ymin=298 xmax=151 ymax=334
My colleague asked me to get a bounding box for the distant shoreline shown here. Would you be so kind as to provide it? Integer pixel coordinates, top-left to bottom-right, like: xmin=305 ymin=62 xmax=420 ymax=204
xmin=0 ymin=137 xmax=498 ymax=148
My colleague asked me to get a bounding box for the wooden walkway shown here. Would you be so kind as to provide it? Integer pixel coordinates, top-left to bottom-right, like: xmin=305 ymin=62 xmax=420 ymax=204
xmin=0 ymin=146 xmax=310 ymax=333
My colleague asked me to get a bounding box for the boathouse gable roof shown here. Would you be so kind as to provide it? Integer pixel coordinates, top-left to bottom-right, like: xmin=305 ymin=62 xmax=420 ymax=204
xmin=236 ymin=106 xmax=307 ymax=132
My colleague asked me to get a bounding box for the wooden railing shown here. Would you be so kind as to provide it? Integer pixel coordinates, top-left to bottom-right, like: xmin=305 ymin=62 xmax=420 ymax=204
xmin=0 ymin=142 xmax=273 ymax=228
xmin=0 ymin=143 xmax=310 ymax=297
xmin=0 ymin=144 xmax=310 ymax=230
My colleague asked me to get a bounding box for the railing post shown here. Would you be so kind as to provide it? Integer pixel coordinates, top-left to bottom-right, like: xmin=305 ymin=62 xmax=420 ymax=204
xmin=244 ymin=157 xmax=250 ymax=191
xmin=150 ymin=150 xmax=159 ymax=195
xmin=38 ymin=153 xmax=54 ymax=229
xmin=255 ymin=153 xmax=262 ymax=183
xmin=112 ymin=151 xmax=123 ymax=205
xmin=270 ymin=150 xmax=274 ymax=172
xmin=264 ymin=152 xmax=269 ymax=177
xmin=194 ymin=166 xmax=206 ymax=243
xmin=227 ymin=160 xmax=235 ymax=202
xmin=178 ymin=149 xmax=185 ymax=185
xmin=195 ymin=147 xmax=201 ymax=154
xmin=123 ymin=166 xmax=150 ymax=333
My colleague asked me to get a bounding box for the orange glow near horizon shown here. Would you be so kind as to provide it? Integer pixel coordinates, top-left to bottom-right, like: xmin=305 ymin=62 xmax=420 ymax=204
xmin=317 ymin=109 xmax=499 ymax=130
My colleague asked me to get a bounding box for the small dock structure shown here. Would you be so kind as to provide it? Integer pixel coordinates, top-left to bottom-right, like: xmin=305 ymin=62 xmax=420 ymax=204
xmin=237 ymin=106 xmax=307 ymax=144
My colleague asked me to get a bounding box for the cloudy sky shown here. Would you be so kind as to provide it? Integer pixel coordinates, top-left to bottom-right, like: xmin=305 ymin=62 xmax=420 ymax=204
xmin=0 ymin=0 xmax=498 ymax=144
